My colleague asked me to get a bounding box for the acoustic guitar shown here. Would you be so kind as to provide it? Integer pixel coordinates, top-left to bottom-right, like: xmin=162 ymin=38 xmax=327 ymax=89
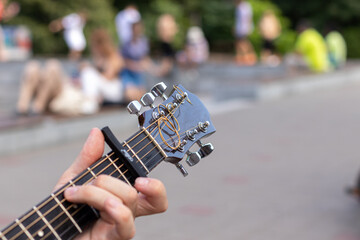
xmin=0 ymin=83 xmax=216 ymax=240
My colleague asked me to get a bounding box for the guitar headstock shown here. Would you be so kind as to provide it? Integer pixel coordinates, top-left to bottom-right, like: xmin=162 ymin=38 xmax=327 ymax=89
xmin=127 ymin=82 xmax=216 ymax=176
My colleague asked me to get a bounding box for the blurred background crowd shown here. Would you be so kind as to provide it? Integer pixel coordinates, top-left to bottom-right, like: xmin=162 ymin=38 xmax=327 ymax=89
xmin=0 ymin=0 xmax=358 ymax=116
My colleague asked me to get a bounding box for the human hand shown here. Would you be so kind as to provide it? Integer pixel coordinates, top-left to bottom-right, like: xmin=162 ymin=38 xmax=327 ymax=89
xmin=54 ymin=128 xmax=168 ymax=239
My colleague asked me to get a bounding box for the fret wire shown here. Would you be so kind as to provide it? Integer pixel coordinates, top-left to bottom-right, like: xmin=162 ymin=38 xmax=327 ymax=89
xmin=141 ymin=127 xmax=168 ymax=158
xmin=123 ymin=141 xmax=150 ymax=173
xmin=0 ymin=231 xmax=7 ymax=240
xmin=69 ymin=180 xmax=76 ymax=187
xmin=106 ymin=154 xmax=131 ymax=185
xmin=130 ymin=128 xmax=166 ymax=169
xmin=35 ymin=160 xmax=129 ymax=238
xmin=42 ymin=168 xmax=131 ymax=239
xmin=0 ymin=152 xmax=117 ymax=237
xmin=87 ymin=167 xmax=97 ymax=179
xmin=51 ymin=194 xmax=83 ymax=234
xmin=33 ymin=206 xmax=61 ymax=240
xmin=3 ymin=154 xmax=116 ymax=239
xmin=15 ymin=219 xmax=34 ymax=240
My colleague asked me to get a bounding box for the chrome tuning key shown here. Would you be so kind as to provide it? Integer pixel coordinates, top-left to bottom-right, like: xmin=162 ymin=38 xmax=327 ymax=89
xmin=197 ymin=140 xmax=214 ymax=157
xmin=151 ymin=82 xmax=168 ymax=100
xmin=186 ymin=141 xmax=214 ymax=167
xmin=186 ymin=151 xmax=201 ymax=166
xmin=140 ymin=92 xmax=156 ymax=108
xmin=127 ymin=100 xmax=142 ymax=116
xmin=175 ymin=163 xmax=188 ymax=177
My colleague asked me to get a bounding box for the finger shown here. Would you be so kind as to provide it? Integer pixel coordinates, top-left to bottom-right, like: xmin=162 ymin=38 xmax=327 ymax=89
xmin=91 ymin=175 xmax=138 ymax=213
xmin=104 ymin=198 xmax=136 ymax=239
xmin=64 ymin=185 xmax=120 ymax=211
xmin=134 ymin=178 xmax=168 ymax=217
xmin=65 ymin=185 xmax=136 ymax=239
xmin=54 ymin=128 xmax=104 ymax=190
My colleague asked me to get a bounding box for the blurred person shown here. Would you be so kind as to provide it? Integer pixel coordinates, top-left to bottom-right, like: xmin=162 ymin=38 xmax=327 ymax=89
xmin=120 ymin=21 xmax=148 ymax=100
xmin=234 ymin=0 xmax=257 ymax=66
xmin=152 ymin=14 xmax=178 ymax=83
xmin=258 ymin=10 xmax=281 ymax=66
xmin=115 ymin=4 xmax=141 ymax=45
xmin=16 ymin=59 xmax=94 ymax=116
xmin=49 ymin=12 xmax=87 ymax=60
xmin=80 ymin=28 xmax=142 ymax=110
xmin=177 ymin=26 xmax=209 ymax=68
xmin=0 ymin=0 xmax=20 ymax=61
xmin=16 ymin=29 xmax=140 ymax=116
xmin=294 ymin=21 xmax=330 ymax=73
xmin=325 ymin=29 xmax=347 ymax=69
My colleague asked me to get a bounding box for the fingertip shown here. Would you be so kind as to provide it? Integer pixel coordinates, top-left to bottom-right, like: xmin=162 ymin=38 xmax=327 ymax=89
xmin=64 ymin=186 xmax=79 ymax=200
xmin=134 ymin=177 xmax=149 ymax=189
xmin=87 ymin=128 xmax=103 ymax=142
xmin=135 ymin=178 xmax=166 ymax=197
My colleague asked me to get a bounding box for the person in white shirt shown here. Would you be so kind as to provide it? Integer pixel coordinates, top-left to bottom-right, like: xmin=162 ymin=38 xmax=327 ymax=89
xmin=234 ymin=0 xmax=257 ymax=65
xmin=115 ymin=5 xmax=141 ymax=45
xmin=49 ymin=12 xmax=87 ymax=60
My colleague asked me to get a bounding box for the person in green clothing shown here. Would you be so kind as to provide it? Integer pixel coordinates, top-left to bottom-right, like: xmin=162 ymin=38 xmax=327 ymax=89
xmin=294 ymin=21 xmax=330 ymax=73
xmin=325 ymin=30 xmax=347 ymax=69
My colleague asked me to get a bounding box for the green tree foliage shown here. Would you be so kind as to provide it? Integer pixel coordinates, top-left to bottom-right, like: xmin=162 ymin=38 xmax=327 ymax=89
xmin=273 ymin=0 xmax=360 ymax=58
xmin=7 ymin=0 xmax=295 ymax=56
xmin=7 ymin=0 xmax=116 ymax=54
xmin=113 ymin=0 xmax=295 ymax=55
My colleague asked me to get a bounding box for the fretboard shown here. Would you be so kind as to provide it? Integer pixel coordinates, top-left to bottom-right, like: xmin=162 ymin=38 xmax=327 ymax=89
xmin=0 ymin=129 xmax=167 ymax=240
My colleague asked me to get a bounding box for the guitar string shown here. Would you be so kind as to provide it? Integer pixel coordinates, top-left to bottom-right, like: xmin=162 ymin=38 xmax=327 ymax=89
xmin=38 ymin=126 xmax=184 ymax=240
xmin=38 ymin=125 xmax=192 ymax=240
xmin=3 ymin=88 xmax=192 ymax=238
xmin=44 ymin=122 xmax=198 ymax=239
xmin=15 ymin=124 xmax=191 ymax=240
xmin=6 ymin=119 xmax=187 ymax=239
xmin=40 ymin=164 xmax=131 ymax=240
xmin=6 ymin=103 xmax=191 ymax=239
xmin=8 ymin=130 xmax=189 ymax=239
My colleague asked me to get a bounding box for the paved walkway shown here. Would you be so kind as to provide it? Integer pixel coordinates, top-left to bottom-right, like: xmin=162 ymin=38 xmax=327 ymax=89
xmin=2 ymin=83 xmax=360 ymax=239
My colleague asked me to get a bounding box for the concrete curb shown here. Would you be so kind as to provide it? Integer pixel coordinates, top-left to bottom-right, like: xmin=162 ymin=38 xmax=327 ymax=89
xmin=0 ymin=110 xmax=135 ymax=156
xmin=257 ymin=67 xmax=360 ymax=101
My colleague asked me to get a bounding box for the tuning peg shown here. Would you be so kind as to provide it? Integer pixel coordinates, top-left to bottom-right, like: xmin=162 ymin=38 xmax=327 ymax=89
xmin=140 ymin=92 xmax=156 ymax=108
xmin=186 ymin=142 xmax=214 ymax=167
xmin=198 ymin=142 xmax=214 ymax=158
xmin=151 ymin=82 xmax=168 ymax=100
xmin=175 ymin=163 xmax=188 ymax=177
xmin=127 ymin=100 xmax=142 ymax=116
xmin=186 ymin=151 xmax=201 ymax=166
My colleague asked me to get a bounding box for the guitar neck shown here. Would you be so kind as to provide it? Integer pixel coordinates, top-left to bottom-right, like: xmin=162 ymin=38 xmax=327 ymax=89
xmin=0 ymin=83 xmax=217 ymax=240
xmin=0 ymin=128 xmax=166 ymax=240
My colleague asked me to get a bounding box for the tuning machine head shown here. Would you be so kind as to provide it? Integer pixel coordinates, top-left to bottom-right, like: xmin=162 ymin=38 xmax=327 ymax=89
xmin=151 ymin=82 xmax=168 ymax=100
xmin=127 ymin=100 xmax=142 ymax=116
xmin=186 ymin=141 xmax=214 ymax=167
xmin=140 ymin=92 xmax=156 ymax=108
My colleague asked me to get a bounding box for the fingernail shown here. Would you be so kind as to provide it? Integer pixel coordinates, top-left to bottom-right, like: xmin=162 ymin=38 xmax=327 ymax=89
xmin=136 ymin=177 xmax=149 ymax=186
xmin=65 ymin=186 xmax=79 ymax=196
